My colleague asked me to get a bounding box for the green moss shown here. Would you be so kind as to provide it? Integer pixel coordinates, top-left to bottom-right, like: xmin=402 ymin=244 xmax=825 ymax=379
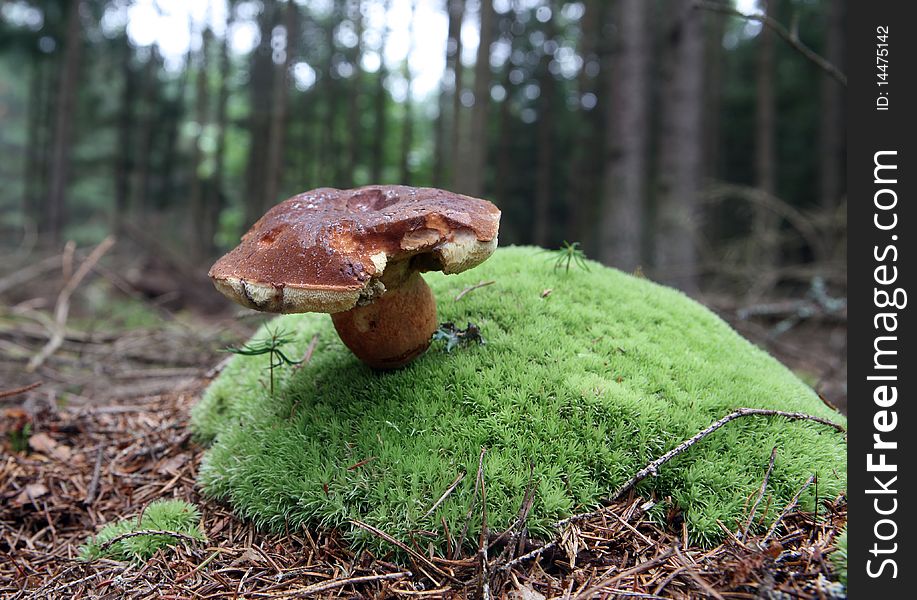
xmin=81 ymin=500 xmax=205 ymax=562
xmin=832 ymin=525 xmax=848 ymax=585
xmin=192 ymin=246 xmax=846 ymax=551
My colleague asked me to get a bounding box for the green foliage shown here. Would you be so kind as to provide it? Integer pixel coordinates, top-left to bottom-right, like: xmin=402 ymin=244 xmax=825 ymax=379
xmin=81 ymin=500 xmax=205 ymax=562
xmin=191 ymin=246 xmax=846 ymax=552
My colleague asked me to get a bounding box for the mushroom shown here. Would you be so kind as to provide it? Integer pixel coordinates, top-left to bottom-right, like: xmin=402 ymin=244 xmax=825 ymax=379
xmin=209 ymin=185 xmax=501 ymax=369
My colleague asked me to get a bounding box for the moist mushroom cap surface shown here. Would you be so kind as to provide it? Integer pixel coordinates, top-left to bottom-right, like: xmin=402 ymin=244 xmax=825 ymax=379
xmin=209 ymin=185 xmax=500 ymax=313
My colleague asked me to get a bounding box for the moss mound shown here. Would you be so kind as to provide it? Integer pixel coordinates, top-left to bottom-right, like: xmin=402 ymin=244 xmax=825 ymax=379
xmin=192 ymin=246 xmax=846 ymax=550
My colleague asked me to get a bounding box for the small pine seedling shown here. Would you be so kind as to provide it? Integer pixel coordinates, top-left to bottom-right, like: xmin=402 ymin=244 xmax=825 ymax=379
xmin=223 ymin=325 xmax=301 ymax=396
xmin=545 ymin=241 xmax=590 ymax=274
xmin=81 ymin=500 xmax=205 ymax=562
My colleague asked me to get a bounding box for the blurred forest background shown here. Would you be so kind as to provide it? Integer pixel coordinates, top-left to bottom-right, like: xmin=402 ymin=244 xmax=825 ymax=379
xmin=0 ymin=0 xmax=846 ymax=292
xmin=0 ymin=0 xmax=848 ymax=407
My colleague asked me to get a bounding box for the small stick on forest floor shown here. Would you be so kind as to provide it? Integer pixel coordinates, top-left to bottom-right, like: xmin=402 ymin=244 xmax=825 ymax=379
xmin=423 ymin=471 xmax=466 ymax=520
xmin=27 ymin=236 xmax=116 ymax=372
xmin=97 ymin=529 xmax=202 ymax=554
xmin=741 ymin=446 xmax=778 ymax=541
xmin=83 ymin=445 xmax=105 ymax=506
xmin=763 ymin=474 xmax=817 ymax=544
xmin=287 ymin=571 xmax=412 ymax=596
xmin=454 ymin=280 xmax=496 ymax=301
xmin=0 ymin=381 xmax=42 ymax=400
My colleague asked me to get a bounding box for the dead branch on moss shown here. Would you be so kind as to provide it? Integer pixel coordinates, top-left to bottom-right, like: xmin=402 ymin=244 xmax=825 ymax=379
xmin=608 ymin=408 xmax=843 ymax=503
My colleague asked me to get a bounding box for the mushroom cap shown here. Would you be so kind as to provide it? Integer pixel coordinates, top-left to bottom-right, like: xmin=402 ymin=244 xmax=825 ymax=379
xmin=209 ymin=185 xmax=501 ymax=313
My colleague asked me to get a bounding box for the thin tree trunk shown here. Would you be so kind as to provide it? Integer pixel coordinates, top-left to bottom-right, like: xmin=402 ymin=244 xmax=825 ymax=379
xmin=819 ymin=0 xmax=845 ymax=211
xmin=370 ymin=0 xmax=391 ymax=183
xmin=532 ymin=0 xmax=555 ymax=246
xmin=702 ymin=0 xmax=727 ymax=178
xmin=189 ymin=26 xmax=212 ymax=258
xmin=567 ymin=0 xmax=604 ymax=247
xmin=114 ymin=36 xmax=136 ymax=231
xmin=115 ymin=59 xmax=135 ymax=227
xmin=399 ymin=1 xmax=417 ymax=184
xmin=160 ymin=33 xmax=195 ymax=214
xmin=751 ymin=0 xmax=778 ymax=295
xmin=600 ymin=0 xmax=650 ymax=270
xmin=133 ymin=49 xmax=159 ymax=220
xmin=264 ymin=0 xmax=296 ymax=208
xmin=463 ymin=0 xmax=494 ymax=197
xmin=433 ymin=0 xmax=464 ymax=187
xmin=654 ymin=0 xmax=704 ymax=293
xmin=245 ymin=0 xmax=277 ymax=226
xmin=23 ymin=58 xmax=47 ymax=223
xmin=207 ymin=3 xmax=235 ymax=254
xmin=449 ymin=0 xmax=466 ymax=190
xmin=46 ymin=0 xmax=84 ymax=244
xmin=345 ymin=0 xmax=364 ymax=187
xmin=494 ymin=3 xmax=518 ymax=220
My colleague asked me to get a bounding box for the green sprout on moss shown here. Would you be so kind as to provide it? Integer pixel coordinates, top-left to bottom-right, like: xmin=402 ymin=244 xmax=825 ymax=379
xmin=81 ymin=500 xmax=205 ymax=562
xmin=223 ymin=325 xmax=301 ymax=396
xmin=432 ymin=321 xmax=485 ymax=352
xmin=545 ymin=241 xmax=590 ymax=274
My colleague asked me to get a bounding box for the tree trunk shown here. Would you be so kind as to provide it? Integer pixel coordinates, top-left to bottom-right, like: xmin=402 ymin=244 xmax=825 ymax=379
xmin=189 ymin=26 xmax=212 ymax=259
xmin=462 ymin=0 xmax=494 ymax=197
xmin=244 ymin=0 xmax=277 ymax=227
xmin=433 ymin=0 xmax=465 ymax=187
xmin=654 ymin=0 xmax=704 ymax=293
xmin=264 ymin=0 xmax=296 ymax=208
xmin=345 ymin=0 xmax=364 ymax=187
xmin=532 ymin=0 xmax=555 ymax=246
xmin=600 ymin=0 xmax=650 ymax=270
xmin=399 ymin=1 xmax=417 ymax=184
xmin=751 ymin=0 xmax=778 ymax=295
xmin=159 ymin=34 xmax=195 ymax=214
xmin=567 ymin=0 xmax=605 ymax=248
xmin=819 ymin=0 xmax=845 ymax=211
xmin=46 ymin=0 xmax=84 ymax=244
xmin=206 ymin=3 xmax=236 ymax=254
xmin=23 ymin=58 xmax=49 ymax=224
xmin=449 ymin=0 xmax=466 ymax=190
xmin=370 ymin=0 xmax=392 ymax=183
xmin=702 ymin=1 xmax=727 ymax=178
xmin=133 ymin=49 xmax=160 ymax=220
xmin=114 ymin=36 xmax=136 ymax=232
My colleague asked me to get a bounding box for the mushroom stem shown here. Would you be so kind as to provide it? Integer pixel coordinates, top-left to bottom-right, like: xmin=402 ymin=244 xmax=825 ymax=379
xmin=331 ymin=271 xmax=438 ymax=369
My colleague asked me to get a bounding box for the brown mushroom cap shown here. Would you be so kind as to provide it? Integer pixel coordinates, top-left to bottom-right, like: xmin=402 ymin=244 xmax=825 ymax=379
xmin=209 ymin=185 xmax=501 ymax=314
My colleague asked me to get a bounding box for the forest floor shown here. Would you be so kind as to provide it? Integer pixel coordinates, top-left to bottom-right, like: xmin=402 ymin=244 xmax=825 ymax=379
xmin=0 ymin=243 xmax=847 ymax=598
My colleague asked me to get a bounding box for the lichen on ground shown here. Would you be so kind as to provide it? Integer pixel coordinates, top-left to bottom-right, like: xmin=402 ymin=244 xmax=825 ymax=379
xmin=191 ymin=246 xmax=846 ymax=552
